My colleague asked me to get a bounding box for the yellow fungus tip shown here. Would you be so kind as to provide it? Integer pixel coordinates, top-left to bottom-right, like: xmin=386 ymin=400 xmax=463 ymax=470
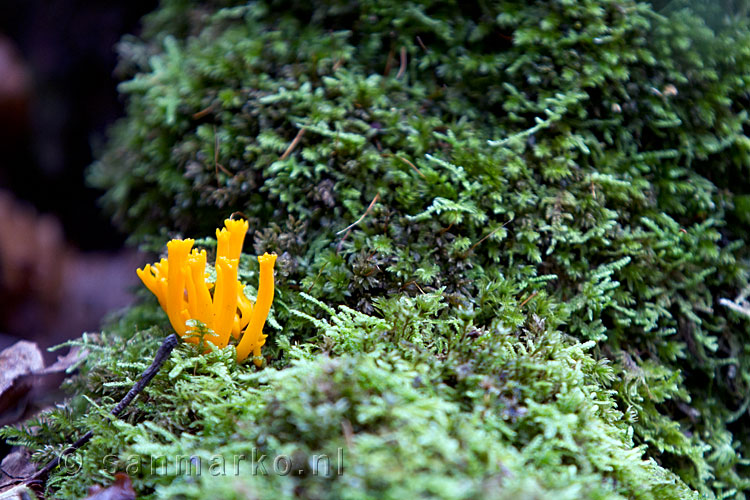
xmin=138 ymin=222 xmax=275 ymax=366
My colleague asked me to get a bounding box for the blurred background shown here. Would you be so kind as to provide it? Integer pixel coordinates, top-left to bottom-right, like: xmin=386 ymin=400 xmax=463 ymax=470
xmin=0 ymin=0 xmax=157 ymax=361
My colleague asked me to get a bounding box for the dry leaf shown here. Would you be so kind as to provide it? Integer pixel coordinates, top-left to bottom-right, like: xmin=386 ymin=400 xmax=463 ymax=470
xmin=80 ymin=473 xmax=135 ymax=500
xmin=0 ymin=483 xmax=36 ymax=500
xmin=0 ymin=341 xmax=43 ymax=426
xmin=0 ymin=341 xmax=85 ymax=427
xmin=0 ymin=448 xmax=36 ymax=492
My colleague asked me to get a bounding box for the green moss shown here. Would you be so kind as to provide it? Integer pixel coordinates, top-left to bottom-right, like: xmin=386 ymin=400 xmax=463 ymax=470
xmin=2 ymin=294 xmax=701 ymax=499
xmin=5 ymin=0 xmax=750 ymax=498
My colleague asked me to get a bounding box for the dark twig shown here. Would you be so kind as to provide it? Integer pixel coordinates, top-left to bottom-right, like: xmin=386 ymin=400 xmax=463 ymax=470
xmin=23 ymin=334 xmax=180 ymax=484
xmin=111 ymin=334 xmax=179 ymax=417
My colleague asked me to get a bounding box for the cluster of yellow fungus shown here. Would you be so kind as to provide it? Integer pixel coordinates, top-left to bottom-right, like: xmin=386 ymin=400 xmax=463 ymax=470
xmin=136 ymin=219 xmax=277 ymax=366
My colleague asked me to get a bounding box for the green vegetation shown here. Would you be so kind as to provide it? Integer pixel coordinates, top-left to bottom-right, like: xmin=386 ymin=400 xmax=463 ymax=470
xmin=5 ymin=0 xmax=750 ymax=498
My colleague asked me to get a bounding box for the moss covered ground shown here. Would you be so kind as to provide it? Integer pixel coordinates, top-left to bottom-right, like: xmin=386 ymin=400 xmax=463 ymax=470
xmin=4 ymin=0 xmax=750 ymax=498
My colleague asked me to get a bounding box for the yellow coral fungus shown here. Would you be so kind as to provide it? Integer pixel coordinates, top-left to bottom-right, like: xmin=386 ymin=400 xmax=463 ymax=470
xmin=136 ymin=218 xmax=276 ymax=365
xmin=236 ymin=252 xmax=277 ymax=363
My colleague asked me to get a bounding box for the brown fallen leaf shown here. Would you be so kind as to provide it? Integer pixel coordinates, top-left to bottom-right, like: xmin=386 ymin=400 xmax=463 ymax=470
xmin=0 ymin=483 xmax=36 ymax=500
xmin=0 ymin=341 xmax=85 ymax=427
xmin=0 ymin=448 xmax=36 ymax=492
xmin=80 ymin=473 xmax=135 ymax=500
xmin=0 ymin=341 xmax=43 ymax=426
xmin=39 ymin=345 xmax=85 ymax=375
xmin=0 ymin=342 xmax=85 ymax=495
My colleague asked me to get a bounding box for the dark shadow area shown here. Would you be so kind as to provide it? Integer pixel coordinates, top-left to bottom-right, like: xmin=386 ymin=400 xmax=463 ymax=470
xmin=0 ymin=0 xmax=157 ymax=358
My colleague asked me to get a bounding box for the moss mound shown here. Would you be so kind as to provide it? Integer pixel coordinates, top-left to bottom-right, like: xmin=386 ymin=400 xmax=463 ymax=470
xmin=5 ymin=0 xmax=750 ymax=498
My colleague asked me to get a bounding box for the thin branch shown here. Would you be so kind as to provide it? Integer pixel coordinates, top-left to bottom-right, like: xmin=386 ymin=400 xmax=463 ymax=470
xmin=192 ymin=104 xmax=215 ymax=119
xmin=280 ymin=128 xmax=306 ymax=161
xmin=307 ymin=262 xmax=329 ymax=293
xmin=396 ymin=47 xmax=407 ymax=79
xmin=110 ymin=334 xmax=179 ymax=417
xmin=23 ymin=335 xmax=180 ymax=484
xmin=401 ymin=280 xmax=425 ymax=294
xmin=382 ymin=153 xmax=426 ymax=179
xmin=463 ymin=221 xmax=509 ymax=257
xmin=336 ymin=193 xmax=380 ymax=253
xmin=519 ymin=291 xmax=538 ymax=308
xmin=336 ymin=193 xmax=380 ymax=236
xmin=438 ymin=223 xmax=453 ymax=235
